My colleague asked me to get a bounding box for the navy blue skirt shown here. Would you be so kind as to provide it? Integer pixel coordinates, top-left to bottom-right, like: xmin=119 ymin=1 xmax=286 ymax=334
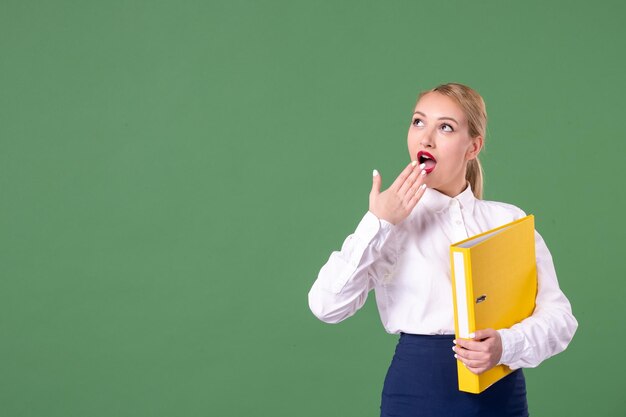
xmin=380 ymin=333 xmax=528 ymax=417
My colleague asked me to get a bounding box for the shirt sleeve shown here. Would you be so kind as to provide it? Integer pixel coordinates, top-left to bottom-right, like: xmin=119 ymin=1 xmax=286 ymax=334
xmin=308 ymin=211 xmax=395 ymax=324
xmin=497 ymin=229 xmax=578 ymax=369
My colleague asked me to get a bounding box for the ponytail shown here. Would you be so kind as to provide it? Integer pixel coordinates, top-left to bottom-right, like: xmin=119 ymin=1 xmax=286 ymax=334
xmin=466 ymin=157 xmax=484 ymax=200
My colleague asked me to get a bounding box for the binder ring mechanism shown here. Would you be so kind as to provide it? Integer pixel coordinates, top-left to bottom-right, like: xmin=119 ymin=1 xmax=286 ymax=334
xmin=476 ymin=294 xmax=487 ymax=304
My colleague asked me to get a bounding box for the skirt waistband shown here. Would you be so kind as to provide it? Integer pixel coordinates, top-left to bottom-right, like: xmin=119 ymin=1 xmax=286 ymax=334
xmin=399 ymin=332 xmax=455 ymax=346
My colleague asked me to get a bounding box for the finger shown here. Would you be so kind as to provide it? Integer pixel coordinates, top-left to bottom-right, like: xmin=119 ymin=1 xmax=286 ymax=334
xmin=398 ymin=168 xmax=421 ymax=197
xmin=465 ymin=365 xmax=487 ymax=375
xmin=371 ymin=169 xmax=382 ymax=196
xmin=403 ymin=168 xmax=427 ymax=205
xmin=405 ymin=183 xmax=427 ymax=210
xmin=453 ymin=345 xmax=483 ymax=361
xmin=455 ymin=354 xmax=487 ymax=370
xmin=473 ymin=328 xmax=497 ymax=341
xmin=389 ymin=161 xmax=418 ymax=192
xmin=454 ymin=338 xmax=487 ymax=353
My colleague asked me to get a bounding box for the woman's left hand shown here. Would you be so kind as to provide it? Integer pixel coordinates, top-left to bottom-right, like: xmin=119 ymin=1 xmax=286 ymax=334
xmin=453 ymin=329 xmax=503 ymax=375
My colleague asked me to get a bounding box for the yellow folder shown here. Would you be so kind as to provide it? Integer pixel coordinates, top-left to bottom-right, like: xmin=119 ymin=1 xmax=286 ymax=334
xmin=449 ymin=215 xmax=537 ymax=394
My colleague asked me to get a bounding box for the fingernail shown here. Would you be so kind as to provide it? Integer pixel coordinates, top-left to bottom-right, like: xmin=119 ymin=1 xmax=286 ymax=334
xmin=419 ymin=163 xmax=425 ymax=169
xmin=454 ymin=354 xmax=458 ymax=359
xmin=420 ymin=184 xmax=427 ymax=190
xmin=411 ymin=160 xmax=417 ymax=166
xmin=453 ymin=339 xmax=457 ymax=344
xmin=469 ymin=333 xmax=475 ymax=339
xmin=373 ymin=169 xmax=379 ymax=177
xmin=421 ymin=170 xmax=426 ymax=176
xmin=452 ymin=346 xmax=456 ymax=352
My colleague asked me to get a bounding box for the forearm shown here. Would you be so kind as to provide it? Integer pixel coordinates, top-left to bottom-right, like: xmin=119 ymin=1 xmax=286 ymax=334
xmin=497 ymin=230 xmax=578 ymax=369
xmin=498 ymin=304 xmax=577 ymax=369
xmin=308 ymin=211 xmax=394 ymax=323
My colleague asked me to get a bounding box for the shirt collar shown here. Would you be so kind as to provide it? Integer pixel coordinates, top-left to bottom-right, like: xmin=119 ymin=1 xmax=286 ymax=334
xmin=421 ymin=182 xmax=477 ymax=213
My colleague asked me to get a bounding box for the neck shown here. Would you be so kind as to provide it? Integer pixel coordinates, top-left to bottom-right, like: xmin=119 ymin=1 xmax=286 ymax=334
xmin=433 ymin=178 xmax=469 ymax=198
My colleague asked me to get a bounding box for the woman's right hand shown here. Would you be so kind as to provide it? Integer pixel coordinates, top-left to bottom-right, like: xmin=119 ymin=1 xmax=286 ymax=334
xmin=369 ymin=161 xmax=428 ymax=225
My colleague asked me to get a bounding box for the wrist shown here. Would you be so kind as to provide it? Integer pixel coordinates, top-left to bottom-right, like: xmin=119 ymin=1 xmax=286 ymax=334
xmin=370 ymin=207 xmax=401 ymax=225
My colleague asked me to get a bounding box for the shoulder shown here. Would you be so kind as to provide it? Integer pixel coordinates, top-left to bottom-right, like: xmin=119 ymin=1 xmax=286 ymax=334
xmin=475 ymin=198 xmax=527 ymax=220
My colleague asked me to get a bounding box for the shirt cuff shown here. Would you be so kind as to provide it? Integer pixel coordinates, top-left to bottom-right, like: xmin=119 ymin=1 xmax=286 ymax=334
xmin=353 ymin=211 xmax=393 ymax=247
xmin=497 ymin=328 xmax=524 ymax=369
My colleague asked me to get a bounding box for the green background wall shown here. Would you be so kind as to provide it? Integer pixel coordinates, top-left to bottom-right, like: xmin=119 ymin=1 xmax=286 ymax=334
xmin=1 ymin=1 xmax=624 ymax=416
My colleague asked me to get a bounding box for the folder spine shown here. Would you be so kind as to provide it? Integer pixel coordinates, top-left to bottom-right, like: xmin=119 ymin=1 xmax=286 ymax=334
xmin=450 ymin=247 xmax=481 ymax=393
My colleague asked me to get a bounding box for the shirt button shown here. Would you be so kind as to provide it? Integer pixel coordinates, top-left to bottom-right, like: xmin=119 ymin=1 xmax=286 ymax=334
xmin=455 ymin=220 xmax=462 ymax=225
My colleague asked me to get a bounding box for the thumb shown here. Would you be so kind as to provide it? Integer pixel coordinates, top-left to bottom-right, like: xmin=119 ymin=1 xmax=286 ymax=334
xmin=371 ymin=169 xmax=382 ymax=195
xmin=472 ymin=329 xmax=496 ymax=340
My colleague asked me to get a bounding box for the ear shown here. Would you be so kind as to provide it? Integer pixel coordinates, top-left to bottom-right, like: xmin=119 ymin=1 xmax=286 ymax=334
xmin=466 ymin=135 xmax=483 ymax=160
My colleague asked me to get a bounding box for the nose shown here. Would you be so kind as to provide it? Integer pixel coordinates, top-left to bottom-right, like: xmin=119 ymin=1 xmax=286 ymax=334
xmin=420 ymin=128 xmax=436 ymax=148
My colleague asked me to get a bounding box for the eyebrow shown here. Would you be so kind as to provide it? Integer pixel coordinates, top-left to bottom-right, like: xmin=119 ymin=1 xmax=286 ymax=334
xmin=413 ymin=111 xmax=459 ymax=125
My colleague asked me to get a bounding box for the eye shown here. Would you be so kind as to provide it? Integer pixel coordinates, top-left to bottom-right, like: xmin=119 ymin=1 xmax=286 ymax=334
xmin=413 ymin=118 xmax=424 ymax=127
xmin=441 ymin=123 xmax=454 ymax=132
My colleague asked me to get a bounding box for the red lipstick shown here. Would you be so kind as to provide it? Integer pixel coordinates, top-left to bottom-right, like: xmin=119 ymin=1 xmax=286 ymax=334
xmin=417 ymin=151 xmax=437 ymax=174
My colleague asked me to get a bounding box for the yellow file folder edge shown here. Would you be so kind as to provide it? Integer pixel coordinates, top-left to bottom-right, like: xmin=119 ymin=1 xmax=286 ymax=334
xmin=449 ymin=215 xmax=537 ymax=394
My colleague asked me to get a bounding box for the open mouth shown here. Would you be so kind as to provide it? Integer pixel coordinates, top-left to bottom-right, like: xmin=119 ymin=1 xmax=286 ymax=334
xmin=417 ymin=151 xmax=437 ymax=174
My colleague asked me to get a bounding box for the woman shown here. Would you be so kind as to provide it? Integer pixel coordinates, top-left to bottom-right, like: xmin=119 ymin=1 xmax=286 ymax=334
xmin=308 ymin=83 xmax=577 ymax=417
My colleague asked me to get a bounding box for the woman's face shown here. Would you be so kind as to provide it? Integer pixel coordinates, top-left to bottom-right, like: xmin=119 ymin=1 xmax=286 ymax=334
xmin=407 ymin=92 xmax=483 ymax=197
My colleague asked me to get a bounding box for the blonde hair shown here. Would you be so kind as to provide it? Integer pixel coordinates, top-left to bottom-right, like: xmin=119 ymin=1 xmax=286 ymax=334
xmin=417 ymin=83 xmax=487 ymax=199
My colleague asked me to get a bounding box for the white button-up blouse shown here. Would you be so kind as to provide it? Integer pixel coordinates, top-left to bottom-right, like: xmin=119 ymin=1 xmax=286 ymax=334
xmin=308 ymin=184 xmax=578 ymax=370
